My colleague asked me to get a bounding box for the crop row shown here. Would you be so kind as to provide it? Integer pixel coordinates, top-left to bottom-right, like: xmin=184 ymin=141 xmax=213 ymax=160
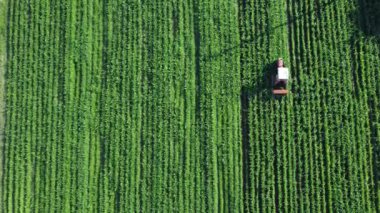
xmin=0 ymin=0 xmax=5 ymax=211
xmin=1 ymin=0 xmax=378 ymax=212
xmin=239 ymin=0 xmax=379 ymax=212
xmin=1 ymin=0 xmax=244 ymax=212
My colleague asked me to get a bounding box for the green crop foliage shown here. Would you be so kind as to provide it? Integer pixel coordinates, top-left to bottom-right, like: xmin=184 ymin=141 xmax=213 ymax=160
xmin=0 ymin=0 xmax=379 ymax=212
xmin=0 ymin=0 xmax=5 ymax=211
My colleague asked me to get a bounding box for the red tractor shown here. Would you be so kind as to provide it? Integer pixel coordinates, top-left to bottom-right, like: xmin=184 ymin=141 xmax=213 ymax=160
xmin=273 ymin=58 xmax=289 ymax=95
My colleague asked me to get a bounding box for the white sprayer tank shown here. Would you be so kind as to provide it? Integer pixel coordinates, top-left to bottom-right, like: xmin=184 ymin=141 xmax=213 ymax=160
xmin=277 ymin=67 xmax=289 ymax=81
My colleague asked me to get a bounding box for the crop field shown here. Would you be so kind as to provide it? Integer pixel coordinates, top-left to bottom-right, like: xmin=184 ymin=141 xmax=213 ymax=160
xmin=0 ymin=0 xmax=379 ymax=212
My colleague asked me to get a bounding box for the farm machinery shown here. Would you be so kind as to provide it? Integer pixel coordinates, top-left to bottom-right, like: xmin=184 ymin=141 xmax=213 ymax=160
xmin=272 ymin=58 xmax=289 ymax=96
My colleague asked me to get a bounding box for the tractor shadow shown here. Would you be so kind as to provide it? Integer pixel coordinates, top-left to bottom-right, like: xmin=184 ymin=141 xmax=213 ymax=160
xmin=241 ymin=61 xmax=279 ymax=103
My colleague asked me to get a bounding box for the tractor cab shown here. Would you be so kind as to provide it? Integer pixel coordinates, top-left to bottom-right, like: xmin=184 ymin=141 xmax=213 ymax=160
xmin=273 ymin=58 xmax=289 ymax=95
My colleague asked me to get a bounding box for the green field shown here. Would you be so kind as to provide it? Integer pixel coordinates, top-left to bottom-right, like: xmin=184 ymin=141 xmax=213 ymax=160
xmin=0 ymin=0 xmax=379 ymax=212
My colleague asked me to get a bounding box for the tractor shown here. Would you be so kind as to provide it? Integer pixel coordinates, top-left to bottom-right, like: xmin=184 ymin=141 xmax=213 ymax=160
xmin=272 ymin=58 xmax=289 ymax=96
